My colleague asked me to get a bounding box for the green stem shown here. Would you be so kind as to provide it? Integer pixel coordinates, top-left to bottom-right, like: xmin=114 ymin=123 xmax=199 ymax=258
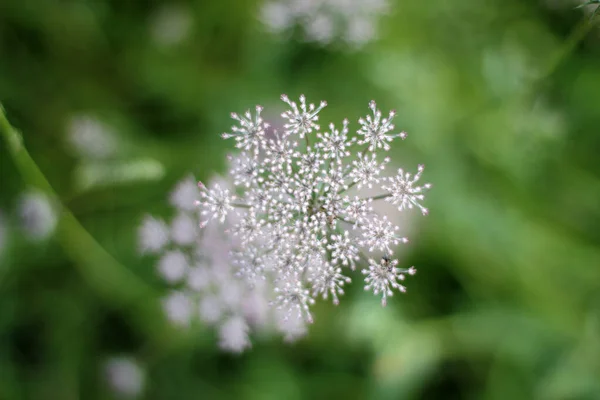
xmin=232 ymin=203 xmax=252 ymax=209
xmin=338 ymin=216 xmax=357 ymax=226
xmin=0 ymin=105 xmax=178 ymax=350
xmin=541 ymin=16 xmax=595 ymax=80
xmin=366 ymin=193 xmax=392 ymax=201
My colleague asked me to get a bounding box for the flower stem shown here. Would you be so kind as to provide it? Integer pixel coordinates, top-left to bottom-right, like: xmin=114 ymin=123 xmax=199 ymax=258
xmin=0 ymin=105 xmax=178 ymax=349
xmin=232 ymin=202 xmax=252 ymax=208
xmin=365 ymin=193 xmax=392 ymax=201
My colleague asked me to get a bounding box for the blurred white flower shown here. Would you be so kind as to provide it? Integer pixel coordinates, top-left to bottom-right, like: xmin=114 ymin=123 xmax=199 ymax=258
xmin=140 ymin=96 xmax=431 ymax=351
xmin=170 ymin=212 xmax=197 ymax=245
xmin=187 ymin=265 xmax=212 ymax=291
xmin=169 ymin=175 xmax=200 ymax=211
xmin=162 ymin=290 xmax=193 ymax=327
xmin=157 ymin=250 xmax=188 ymax=283
xmin=104 ymin=356 xmax=145 ymax=398
xmin=198 ymin=294 xmax=224 ymax=324
xmin=243 ymin=284 xmax=271 ymax=328
xmin=260 ymin=0 xmax=390 ymax=48
xmin=67 ymin=114 xmax=118 ymax=160
xmin=17 ymin=190 xmax=58 ymax=241
xmin=276 ymin=309 xmax=308 ymax=343
xmin=150 ymin=4 xmax=193 ymax=47
xmin=138 ymin=215 xmax=170 ymax=254
xmin=218 ymin=316 xmax=251 ymax=353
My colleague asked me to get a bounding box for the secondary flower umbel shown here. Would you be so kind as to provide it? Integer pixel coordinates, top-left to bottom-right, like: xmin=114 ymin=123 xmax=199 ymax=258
xmin=197 ymin=95 xmax=431 ymax=321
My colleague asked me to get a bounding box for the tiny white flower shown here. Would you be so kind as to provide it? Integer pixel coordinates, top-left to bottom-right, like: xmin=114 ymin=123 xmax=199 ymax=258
xmin=382 ymin=164 xmax=432 ymax=215
xmin=260 ymin=0 xmax=390 ymax=48
xmin=307 ymin=260 xmax=351 ymax=305
xmin=222 ymin=105 xmax=268 ymax=154
xmin=360 ymin=215 xmax=407 ymax=253
xmin=317 ymin=119 xmax=355 ymax=162
xmin=169 ymin=175 xmax=200 ymax=211
xmin=357 ymin=100 xmax=405 ymax=151
xmin=218 ymin=316 xmax=251 ymax=353
xmin=342 ymin=195 xmax=373 ymax=226
xmin=362 ymin=256 xmax=415 ymax=306
xmin=349 ymin=152 xmax=389 ymax=188
xmin=187 ymin=265 xmax=212 ymax=291
xmin=157 ymin=250 xmax=188 ymax=283
xmin=17 ymin=190 xmax=57 ymax=241
xmin=104 ymin=356 xmax=145 ymax=398
xmin=264 ymin=130 xmax=297 ymax=172
xmin=229 ymin=152 xmax=265 ymax=188
xmin=198 ymin=295 xmax=223 ymax=324
xmin=170 ymin=212 xmax=197 ymax=245
xmin=67 ymin=114 xmax=117 ymax=160
xmin=276 ymin=309 xmax=308 ymax=343
xmin=280 ymin=94 xmax=327 ymax=138
xmin=296 ymin=146 xmax=324 ymax=176
xmin=150 ymin=4 xmax=193 ymax=47
xmin=196 ymin=182 xmax=236 ymax=225
xmin=138 ymin=215 xmax=170 ymax=254
xmin=162 ymin=291 xmax=193 ymax=327
xmin=271 ymin=278 xmax=315 ymax=324
xmin=328 ymin=231 xmax=360 ymax=269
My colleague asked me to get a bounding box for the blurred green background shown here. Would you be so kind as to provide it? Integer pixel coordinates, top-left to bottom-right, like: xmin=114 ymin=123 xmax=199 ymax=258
xmin=1 ymin=0 xmax=600 ymax=399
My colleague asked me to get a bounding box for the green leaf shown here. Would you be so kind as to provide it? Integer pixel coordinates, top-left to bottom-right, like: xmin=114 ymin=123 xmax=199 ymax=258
xmin=575 ymin=0 xmax=600 ymax=9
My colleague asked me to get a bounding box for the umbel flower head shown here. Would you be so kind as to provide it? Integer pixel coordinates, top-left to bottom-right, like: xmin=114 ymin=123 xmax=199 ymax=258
xmin=140 ymin=96 xmax=431 ymax=352
xmin=198 ymin=95 xmax=431 ymax=317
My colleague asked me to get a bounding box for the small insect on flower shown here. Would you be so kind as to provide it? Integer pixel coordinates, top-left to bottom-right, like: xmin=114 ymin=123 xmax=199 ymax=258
xmin=362 ymin=255 xmax=416 ymax=306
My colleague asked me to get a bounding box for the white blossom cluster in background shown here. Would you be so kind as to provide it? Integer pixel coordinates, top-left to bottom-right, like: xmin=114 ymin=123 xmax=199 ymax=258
xmin=67 ymin=114 xmax=119 ymax=160
xmin=139 ymin=95 xmax=430 ymax=352
xmin=17 ymin=190 xmax=58 ymax=241
xmin=104 ymin=356 xmax=145 ymax=399
xmin=149 ymin=4 xmax=193 ymax=48
xmin=0 ymin=191 xmax=58 ymax=253
xmin=260 ymin=0 xmax=390 ymax=48
xmin=139 ymin=176 xmax=295 ymax=352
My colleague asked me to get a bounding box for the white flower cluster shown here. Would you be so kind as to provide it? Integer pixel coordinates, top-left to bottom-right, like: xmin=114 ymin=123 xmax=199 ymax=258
xmin=139 ymin=95 xmax=430 ymax=351
xmin=201 ymin=95 xmax=430 ymax=314
xmin=260 ymin=0 xmax=390 ymax=48
xmin=67 ymin=114 xmax=118 ymax=160
xmin=0 ymin=191 xmax=58 ymax=255
xmin=17 ymin=190 xmax=58 ymax=241
xmin=139 ymin=176 xmax=307 ymax=352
